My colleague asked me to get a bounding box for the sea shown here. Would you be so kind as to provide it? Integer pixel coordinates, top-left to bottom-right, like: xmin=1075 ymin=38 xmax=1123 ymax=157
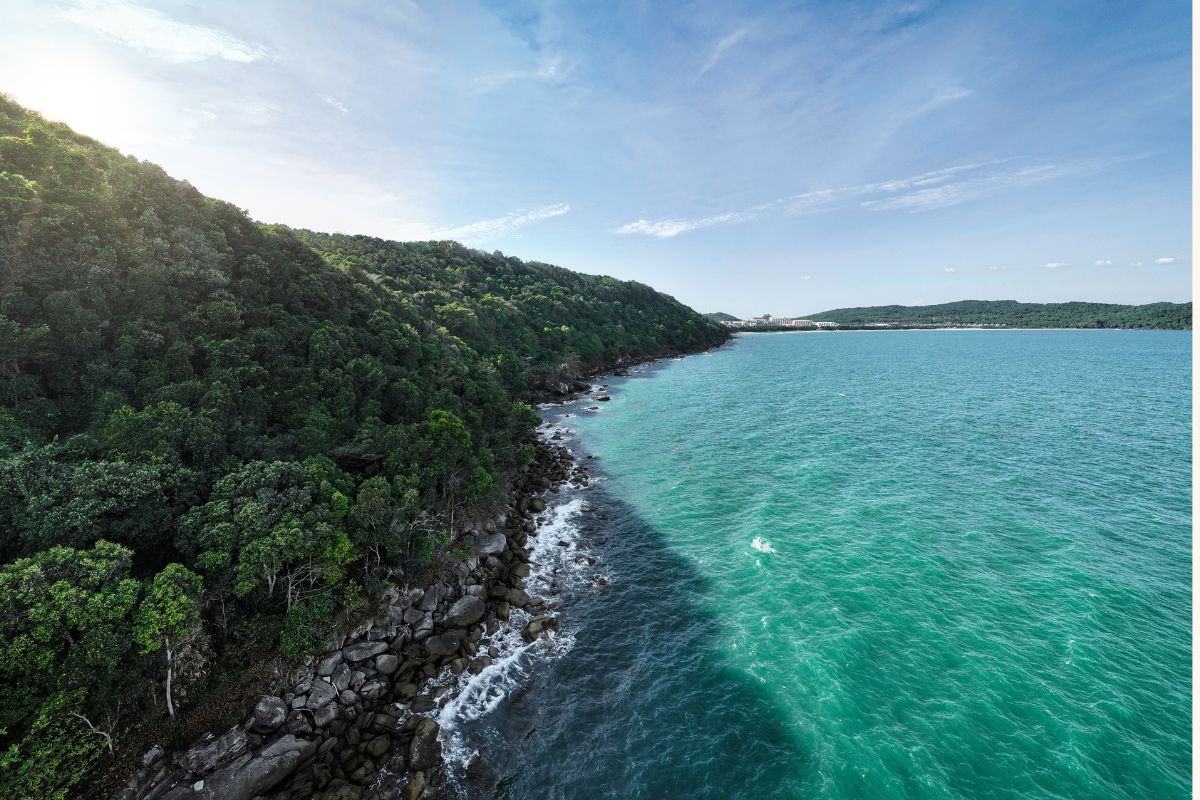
xmin=421 ymin=329 xmax=1192 ymax=800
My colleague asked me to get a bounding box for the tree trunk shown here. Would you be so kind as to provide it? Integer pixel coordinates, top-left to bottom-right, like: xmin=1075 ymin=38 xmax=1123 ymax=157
xmin=165 ymin=638 xmax=175 ymax=718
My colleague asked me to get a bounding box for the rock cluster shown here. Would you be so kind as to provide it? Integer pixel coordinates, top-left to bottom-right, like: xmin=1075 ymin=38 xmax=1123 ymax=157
xmin=117 ymin=437 xmax=584 ymax=800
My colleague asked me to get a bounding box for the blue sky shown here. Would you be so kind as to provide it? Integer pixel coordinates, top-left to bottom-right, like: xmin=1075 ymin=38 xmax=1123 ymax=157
xmin=0 ymin=0 xmax=1190 ymax=316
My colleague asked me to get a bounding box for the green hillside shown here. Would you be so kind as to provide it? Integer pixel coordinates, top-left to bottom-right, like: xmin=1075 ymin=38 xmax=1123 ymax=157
xmin=0 ymin=95 xmax=726 ymax=798
xmin=805 ymin=300 xmax=1191 ymax=329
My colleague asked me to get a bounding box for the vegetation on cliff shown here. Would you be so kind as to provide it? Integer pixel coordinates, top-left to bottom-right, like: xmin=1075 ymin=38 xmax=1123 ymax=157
xmin=0 ymin=95 xmax=727 ymax=798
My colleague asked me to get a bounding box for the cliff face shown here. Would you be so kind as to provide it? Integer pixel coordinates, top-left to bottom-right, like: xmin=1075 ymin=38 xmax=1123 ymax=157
xmin=0 ymin=95 xmax=725 ymax=800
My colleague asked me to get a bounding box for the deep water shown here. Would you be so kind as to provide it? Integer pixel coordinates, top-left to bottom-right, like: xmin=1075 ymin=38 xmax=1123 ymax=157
xmin=442 ymin=330 xmax=1191 ymax=800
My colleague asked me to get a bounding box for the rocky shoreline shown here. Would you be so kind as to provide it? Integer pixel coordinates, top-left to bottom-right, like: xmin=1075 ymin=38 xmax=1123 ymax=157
xmin=114 ymin=345 xmax=725 ymax=800
xmin=116 ymin=434 xmax=587 ymax=800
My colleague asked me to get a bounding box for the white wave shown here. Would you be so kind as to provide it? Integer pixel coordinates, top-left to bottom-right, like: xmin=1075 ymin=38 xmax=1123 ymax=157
xmin=751 ymin=536 xmax=776 ymax=554
xmin=428 ymin=479 xmax=601 ymax=789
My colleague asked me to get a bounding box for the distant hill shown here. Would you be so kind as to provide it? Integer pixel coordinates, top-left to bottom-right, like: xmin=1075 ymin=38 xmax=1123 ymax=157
xmin=705 ymin=312 xmax=739 ymax=321
xmin=805 ymin=300 xmax=1192 ymax=329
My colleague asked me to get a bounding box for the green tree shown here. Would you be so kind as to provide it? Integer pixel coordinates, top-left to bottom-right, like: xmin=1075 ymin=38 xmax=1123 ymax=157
xmin=133 ymin=564 xmax=204 ymax=718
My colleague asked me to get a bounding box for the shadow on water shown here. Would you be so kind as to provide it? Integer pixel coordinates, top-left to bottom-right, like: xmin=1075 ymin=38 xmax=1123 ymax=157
xmin=454 ymin=447 xmax=811 ymax=799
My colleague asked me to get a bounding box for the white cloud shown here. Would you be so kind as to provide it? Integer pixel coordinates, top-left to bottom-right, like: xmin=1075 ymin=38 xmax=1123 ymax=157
xmin=1130 ymin=261 xmax=1144 ymax=267
xmin=698 ymin=27 xmax=750 ymax=77
xmin=861 ymin=162 xmax=1093 ymax=212
xmin=474 ymin=54 xmax=572 ymax=92
xmin=435 ymin=203 xmax=571 ymax=243
xmin=61 ymin=0 xmax=267 ymax=63
xmin=1094 ymin=259 xmax=1113 ymax=267
xmin=1153 ymin=257 xmax=1177 ymax=264
xmin=905 ymin=86 xmax=973 ymax=120
xmin=943 ymin=267 xmax=957 ymax=273
xmin=320 ymin=95 xmax=348 ymax=115
xmin=799 ymin=275 xmax=812 ymax=280
xmin=616 ymin=158 xmax=1122 ymax=238
xmin=1043 ymin=261 xmax=1070 ymax=269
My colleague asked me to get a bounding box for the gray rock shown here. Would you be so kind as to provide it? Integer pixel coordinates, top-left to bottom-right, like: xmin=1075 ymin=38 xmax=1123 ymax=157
xmin=201 ymin=734 xmax=317 ymax=800
xmin=375 ymin=653 xmax=400 ymax=675
xmin=250 ymin=696 xmax=288 ymax=733
xmin=364 ymin=735 xmax=392 ymax=759
xmin=312 ymin=702 xmax=338 ymax=728
xmin=408 ymin=719 xmax=442 ymax=772
xmin=424 ymin=632 xmax=461 ymax=657
xmin=475 ymin=533 xmax=507 ymax=556
xmin=402 ymin=607 xmax=425 ymax=626
xmin=343 ymin=641 xmax=388 ymax=663
xmin=306 ymin=680 xmax=338 ymax=709
xmin=445 ymin=595 xmax=485 ymax=627
xmin=332 ymin=663 xmax=352 ymax=692
xmin=411 ymin=613 xmax=433 ymax=641
xmin=360 ymin=678 xmax=390 ymax=701
xmin=339 ymin=689 xmax=359 ymax=706
xmin=417 ymin=583 xmax=442 ymax=612
xmin=315 ymin=652 xmax=343 ymax=677
xmin=142 ymin=744 xmax=165 ymax=767
xmin=506 ymin=588 xmax=530 ymax=608
xmin=182 ymin=727 xmax=248 ymax=774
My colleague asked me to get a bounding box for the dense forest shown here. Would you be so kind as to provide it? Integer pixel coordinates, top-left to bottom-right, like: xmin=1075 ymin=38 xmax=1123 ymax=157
xmin=804 ymin=300 xmax=1192 ymax=328
xmin=0 ymin=95 xmax=727 ymax=799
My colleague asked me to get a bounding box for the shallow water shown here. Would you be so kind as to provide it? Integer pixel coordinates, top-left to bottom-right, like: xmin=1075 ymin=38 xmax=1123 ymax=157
xmin=436 ymin=330 xmax=1191 ymax=799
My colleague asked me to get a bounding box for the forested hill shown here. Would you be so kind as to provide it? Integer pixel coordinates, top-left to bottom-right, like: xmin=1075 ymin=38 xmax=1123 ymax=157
xmin=0 ymin=95 xmax=725 ymax=798
xmin=806 ymin=300 xmax=1192 ymax=329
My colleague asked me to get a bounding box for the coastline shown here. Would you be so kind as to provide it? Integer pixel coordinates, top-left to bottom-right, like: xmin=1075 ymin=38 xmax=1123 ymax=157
xmin=111 ymin=344 xmax=721 ymax=800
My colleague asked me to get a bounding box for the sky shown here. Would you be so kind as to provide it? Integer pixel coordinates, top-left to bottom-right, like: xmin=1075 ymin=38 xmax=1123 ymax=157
xmin=0 ymin=0 xmax=1191 ymax=316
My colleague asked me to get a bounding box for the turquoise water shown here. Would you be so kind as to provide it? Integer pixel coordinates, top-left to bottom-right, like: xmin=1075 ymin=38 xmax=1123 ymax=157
xmin=455 ymin=330 xmax=1192 ymax=799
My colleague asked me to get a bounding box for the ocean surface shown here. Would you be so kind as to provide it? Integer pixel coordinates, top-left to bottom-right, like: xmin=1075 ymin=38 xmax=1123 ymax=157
xmin=433 ymin=330 xmax=1192 ymax=800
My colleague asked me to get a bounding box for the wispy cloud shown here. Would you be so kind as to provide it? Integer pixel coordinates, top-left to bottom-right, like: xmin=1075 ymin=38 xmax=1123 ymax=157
xmin=943 ymin=267 xmax=958 ymax=273
xmin=616 ymin=157 xmax=1108 ymax=238
xmin=61 ymin=0 xmax=267 ymax=63
xmin=320 ymin=95 xmax=348 ymax=115
xmin=614 ymin=190 xmax=835 ymax=239
xmin=474 ymin=54 xmax=572 ymax=92
xmin=1094 ymin=259 xmax=1113 ymax=266
xmin=902 ymin=85 xmax=973 ymax=122
xmin=698 ymin=26 xmax=750 ymax=77
xmin=435 ymin=203 xmax=570 ymax=243
xmin=1153 ymin=256 xmax=1177 ymax=264
xmin=860 ymin=160 xmax=1105 ymax=212
xmin=1043 ymin=261 xmax=1070 ymax=269
xmin=799 ymin=275 xmax=812 ymax=281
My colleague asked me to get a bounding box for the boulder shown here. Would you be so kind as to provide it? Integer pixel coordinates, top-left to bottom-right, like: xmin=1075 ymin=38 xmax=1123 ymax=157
xmin=359 ymin=678 xmax=389 ymax=701
xmin=424 ymin=632 xmax=461 ymax=657
xmin=529 ymin=497 xmax=547 ymax=513
xmin=332 ymin=663 xmax=352 ymax=692
xmin=312 ymin=702 xmax=338 ymax=728
xmin=475 ymin=532 xmax=507 ymax=556
xmin=201 ymin=734 xmax=317 ymax=800
xmin=375 ymin=653 xmax=400 ymax=675
xmin=506 ymin=588 xmax=530 ymax=608
xmin=417 ymin=584 xmax=441 ymax=612
xmin=364 ymin=735 xmax=392 ymax=759
xmin=446 ymin=595 xmax=485 ymax=627
xmin=182 ymin=727 xmax=248 ymax=774
xmin=306 ymin=680 xmax=338 ymax=710
xmin=343 ymin=640 xmax=388 ymax=663
xmin=404 ymin=771 xmax=427 ymax=800
xmin=250 ymin=696 xmax=288 ymax=733
xmin=316 ymin=652 xmax=343 ymax=677
xmin=408 ymin=719 xmax=442 ymax=772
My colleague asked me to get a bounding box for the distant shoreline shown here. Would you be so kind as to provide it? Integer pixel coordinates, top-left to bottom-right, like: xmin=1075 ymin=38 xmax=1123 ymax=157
xmin=734 ymin=325 xmax=1191 ymax=333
